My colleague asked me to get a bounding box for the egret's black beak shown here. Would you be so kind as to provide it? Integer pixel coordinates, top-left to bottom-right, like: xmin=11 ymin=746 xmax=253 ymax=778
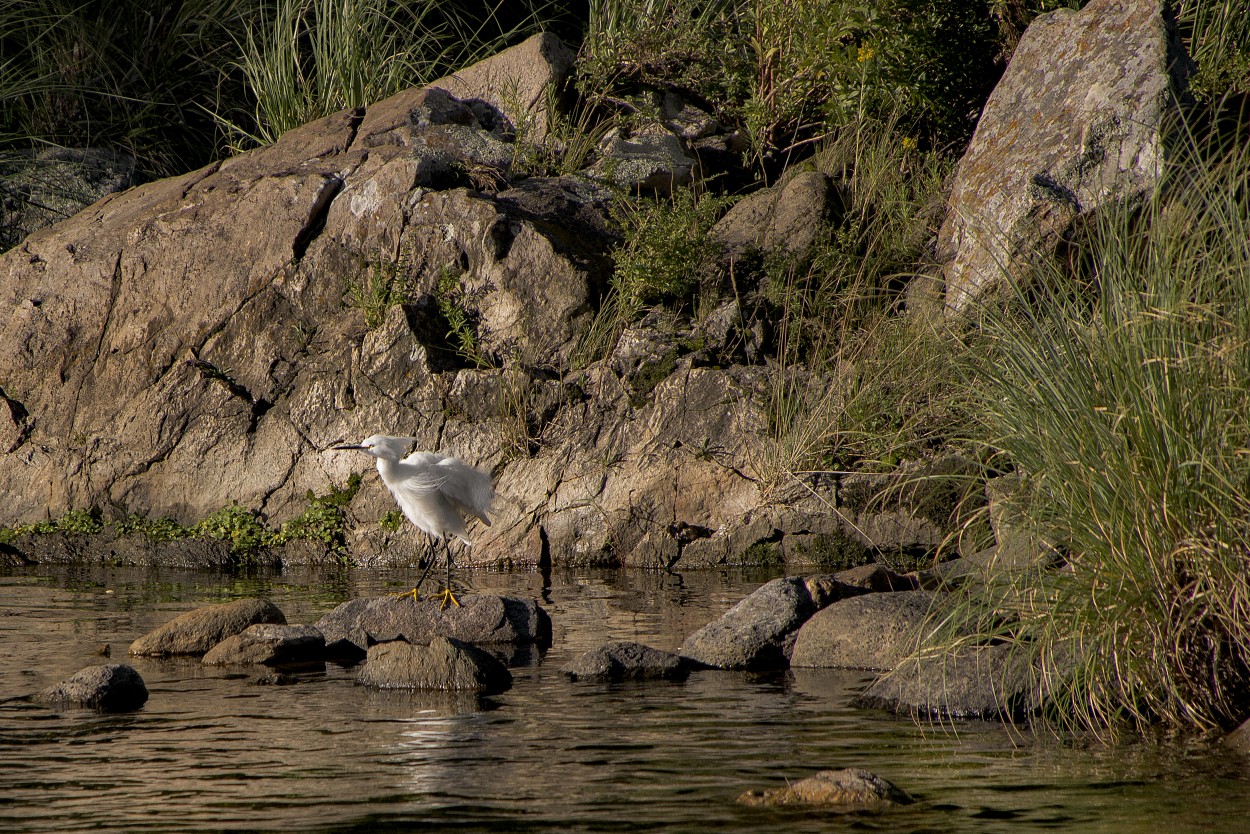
xmin=329 ymin=444 xmax=365 ymax=451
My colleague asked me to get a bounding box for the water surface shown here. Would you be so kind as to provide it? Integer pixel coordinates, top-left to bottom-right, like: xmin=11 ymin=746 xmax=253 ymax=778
xmin=2 ymin=563 xmax=1248 ymax=832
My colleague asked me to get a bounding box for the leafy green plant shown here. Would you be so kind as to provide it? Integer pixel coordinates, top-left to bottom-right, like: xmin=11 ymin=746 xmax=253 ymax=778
xmin=578 ymin=0 xmax=753 ymax=127
xmin=933 ymin=124 xmax=1250 ymax=738
xmin=610 ymin=187 xmax=732 ymax=309
xmin=6 ymin=507 xmax=105 ymax=537
xmin=379 ymin=509 xmax=405 ymax=532
xmin=573 ymin=186 xmax=731 ymax=368
xmin=113 ymin=514 xmax=193 ymax=542
xmin=1177 ymin=0 xmax=1250 ymax=102
xmin=345 ymin=252 xmax=407 ymax=327
xmin=193 ymin=502 xmax=270 ymax=555
xmin=434 ymin=265 xmax=492 ymax=368
xmin=579 ymin=0 xmax=1003 ymax=160
xmin=272 ymin=473 xmax=360 ymax=549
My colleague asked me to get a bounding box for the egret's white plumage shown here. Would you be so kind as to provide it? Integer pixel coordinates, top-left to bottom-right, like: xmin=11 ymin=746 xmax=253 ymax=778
xmin=331 ymin=434 xmax=493 ymax=605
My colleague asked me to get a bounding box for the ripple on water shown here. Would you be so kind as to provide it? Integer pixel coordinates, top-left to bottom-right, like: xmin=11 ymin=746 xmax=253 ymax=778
xmin=3 ymin=564 xmax=1250 ymax=833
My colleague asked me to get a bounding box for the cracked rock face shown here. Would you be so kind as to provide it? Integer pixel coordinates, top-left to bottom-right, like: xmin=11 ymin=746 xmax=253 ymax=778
xmin=938 ymin=0 xmax=1194 ymax=314
xmin=0 ymin=35 xmax=967 ymax=570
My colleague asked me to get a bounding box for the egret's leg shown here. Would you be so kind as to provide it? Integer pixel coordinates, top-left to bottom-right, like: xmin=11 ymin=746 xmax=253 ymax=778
xmin=431 ymin=540 xmax=461 ymax=609
xmin=391 ymin=542 xmax=436 ymax=602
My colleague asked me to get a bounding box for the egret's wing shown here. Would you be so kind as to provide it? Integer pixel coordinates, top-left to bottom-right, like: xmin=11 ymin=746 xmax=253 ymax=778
xmin=385 ymin=467 xmax=462 ymax=539
xmin=431 ymin=457 xmax=494 ymax=527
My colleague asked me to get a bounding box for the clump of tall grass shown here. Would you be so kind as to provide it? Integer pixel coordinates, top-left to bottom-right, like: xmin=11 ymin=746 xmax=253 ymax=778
xmin=0 ymin=0 xmax=251 ymax=176
xmin=224 ymin=0 xmax=549 ymax=148
xmin=944 ymin=125 xmax=1250 ymax=738
xmin=1177 ymin=0 xmax=1250 ymax=101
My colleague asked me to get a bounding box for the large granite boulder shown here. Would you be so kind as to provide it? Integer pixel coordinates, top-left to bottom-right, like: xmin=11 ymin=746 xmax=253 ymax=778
xmin=938 ymin=0 xmax=1194 ymax=314
xmin=428 ymin=32 xmax=575 ymax=142
xmin=315 ymin=594 xmax=551 ymax=659
xmin=129 ymin=598 xmax=286 ymax=656
xmin=39 ymin=663 xmax=148 ymax=712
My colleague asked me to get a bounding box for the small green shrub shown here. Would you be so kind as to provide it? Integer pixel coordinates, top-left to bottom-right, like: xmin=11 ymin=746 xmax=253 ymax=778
xmin=1178 ymin=0 xmax=1250 ymax=102
xmin=345 ymin=253 xmax=407 ymax=328
xmin=610 ymin=187 xmax=732 ymax=309
xmin=379 ymin=509 xmax=405 ymax=532
xmin=435 ymin=266 xmax=492 ymax=368
xmin=574 ymin=187 xmax=731 ymax=368
xmin=4 ymin=508 xmax=105 ymax=537
xmin=580 ymin=0 xmax=1004 ymax=159
xmin=194 ymin=503 xmax=269 ymax=555
xmin=113 ymin=515 xmax=193 ymax=542
xmin=272 ymin=474 xmax=360 ymax=549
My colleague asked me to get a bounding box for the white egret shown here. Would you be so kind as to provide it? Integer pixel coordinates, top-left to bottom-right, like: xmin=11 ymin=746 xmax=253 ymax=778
xmin=331 ymin=435 xmax=493 ymax=608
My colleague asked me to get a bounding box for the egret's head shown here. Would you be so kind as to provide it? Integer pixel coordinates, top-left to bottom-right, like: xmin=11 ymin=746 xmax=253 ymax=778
xmin=330 ymin=434 xmax=413 ymax=462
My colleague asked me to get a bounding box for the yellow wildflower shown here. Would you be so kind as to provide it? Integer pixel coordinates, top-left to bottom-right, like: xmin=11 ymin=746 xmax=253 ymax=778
xmin=857 ymin=45 xmax=875 ymax=63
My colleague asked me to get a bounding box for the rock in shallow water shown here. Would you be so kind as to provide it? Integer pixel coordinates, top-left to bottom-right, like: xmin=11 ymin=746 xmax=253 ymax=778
xmin=561 ymin=641 xmax=689 ymax=682
xmin=357 ymin=637 xmax=512 ymax=694
xmin=789 ymin=590 xmax=937 ymax=671
xmin=129 ymin=598 xmax=286 ymax=657
xmin=39 ymin=664 xmax=148 ymax=712
xmin=856 ymin=643 xmax=1038 ymax=722
xmin=737 ymin=767 xmax=913 ymax=808
xmin=202 ymin=623 xmax=325 ymax=666
xmin=677 ymin=577 xmax=817 ymax=670
xmin=315 ymin=594 xmax=551 ymax=659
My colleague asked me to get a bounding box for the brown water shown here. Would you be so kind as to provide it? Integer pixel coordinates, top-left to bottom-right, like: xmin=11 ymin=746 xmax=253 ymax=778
xmin=2 ymin=563 xmax=1249 ymax=833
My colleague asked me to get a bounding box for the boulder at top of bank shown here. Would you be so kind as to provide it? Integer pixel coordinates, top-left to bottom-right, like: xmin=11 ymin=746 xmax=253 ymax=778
xmin=938 ymin=0 xmax=1193 ymax=314
xmin=39 ymin=663 xmax=148 ymax=712
xmin=129 ymin=598 xmax=286 ymax=657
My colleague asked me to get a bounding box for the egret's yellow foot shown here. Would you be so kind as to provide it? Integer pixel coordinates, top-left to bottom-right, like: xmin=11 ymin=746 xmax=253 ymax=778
xmin=390 ymin=587 xmax=422 ymax=602
xmin=432 ymin=587 xmax=461 ymax=609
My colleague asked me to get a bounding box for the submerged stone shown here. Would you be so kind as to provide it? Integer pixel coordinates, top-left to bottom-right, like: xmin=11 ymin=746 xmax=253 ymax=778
xmin=737 ymin=768 xmax=913 ymax=809
xmin=202 ymin=623 xmax=325 ymax=666
xmin=561 ymin=641 xmax=689 ymax=682
xmin=315 ymin=594 xmax=552 ymax=659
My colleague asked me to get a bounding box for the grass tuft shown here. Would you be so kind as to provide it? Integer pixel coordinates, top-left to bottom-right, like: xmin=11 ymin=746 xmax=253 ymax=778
xmin=933 ymin=121 xmax=1250 ymax=738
